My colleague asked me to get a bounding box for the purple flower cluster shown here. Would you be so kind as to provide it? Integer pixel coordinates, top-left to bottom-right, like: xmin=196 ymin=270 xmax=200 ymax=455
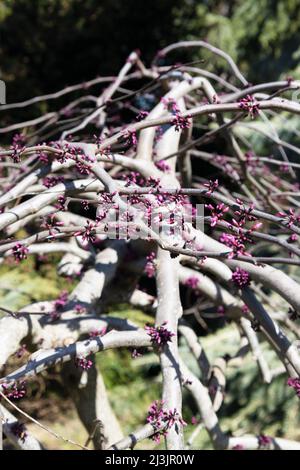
xmin=75 ymin=160 xmax=91 ymax=175
xmin=147 ymin=176 xmax=161 ymax=188
xmin=161 ymin=97 xmax=179 ymax=113
xmin=185 ymin=276 xmax=199 ymax=290
xmin=171 ymin=114 xmax=191 ymax=132
xmin=231 ymin=268 xmax=251 ymax=288
xmin=155 ymin=159 xmax=170 ymax=173
xmin=166 ymin=408 xmax=187 ymax=429
xmin=131 ymin=348 xmax=142 ymax=359
xmin=217 ymin=200 xmax=261 ymax=259
xmin=145 ymin=252 xmax=156 ymax=278
xmin=10 ymin=146 xmax=22 ymax=163
xmin=10 ymin=134 xmax=26 ymax=163
xmin=81 ymin=200 xmax=90 ymax=211
xmin=37 ymin=150 xmax=49 ymax=164
xmin=41 ymin=214 xmax=64 ymax=236
xmin=89 ymin=327 xmax=107 ymax=338
xmin=12 ymin=243 xmax=29 ymax=263
xmin=258 ymin=434 xmax=272 ymax=448
xmin=50 ymin=142 xmax=71 ymax=164
xmin=146 ymin=400 xmax=186 ymax=443
xmin=42 ymin=176 xmax=64 ymax=188
xmin=238 ymin=94 xmax=260 ymax=118
xmin=203 ymin=179 xmax=219 ymax=196
xmin=74 ymin=304 xmax=86 ymax=314
xmin=205 ymin=203 xmax=229 ymax=227
xmin=278 ymin=208 xmax=300 ymax=228
xmin=124 ymin=171 xmax=145 ymax=187
xmin=215 ymin=155 xmax=239 ymax=180
xmin=219 ymin=229 xmax=252 ymax=259
xmin=49 ymin=290 xmax=68 ymax=321
xmin=136 ymin=110 xmax=149 ymax=121
xmin=280 ymin=163 xmax=290 ymax=173
xmin=288 ymin=233 xmax=298 ymax=244
xmin=75 ymin=356 xmax=93 ymax=370
xmin=55 ymin=195 xmax=67 ymax=211
xmin=98 ymin=191 xmax=117 ymax=205
xmin=145 ymin=322 xmax=175 ymax=348
xmin=2 ymin=381 xmax=26 ymax=400
xmin=147 ymin=400 xmax=167 ymax=443
xmin=234 ymin=199 xmax=257 ymax=223
xmin=122 ymin=129 xmax=138 ymax=148
xmin=12 ymin=133 xmax=27 ymax=147
xmin=54 ymin=290 xmax=68 ymax=311
xmin=93 ymin=135 xmax=111 ymax=156
xmin=242 ymin=304 xmax=250 ymax=314
xmin=76 ymin=221 xmax=97 ymax=243
xmin=287 ymin=377 xmax=300 ymax=397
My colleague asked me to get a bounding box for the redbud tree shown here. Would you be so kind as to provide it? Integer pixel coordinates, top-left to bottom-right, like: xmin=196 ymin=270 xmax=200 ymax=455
xmin=0 ymin=42 xmax=300 ymax=450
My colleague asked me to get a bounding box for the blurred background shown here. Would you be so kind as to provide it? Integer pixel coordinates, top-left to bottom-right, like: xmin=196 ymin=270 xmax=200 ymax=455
xmin=1 ymin=0 xmax=300 ymax=449
xmin=1 ymin=0 xmax=300 ymax=102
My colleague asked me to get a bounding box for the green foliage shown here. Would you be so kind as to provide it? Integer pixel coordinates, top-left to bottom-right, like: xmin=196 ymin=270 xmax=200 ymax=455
xmin=1 ymin=0 xmax=300 ymax=110
xmin=199 ymin=326 xmax=300 ymax=442
xmin=173 ymin=0 xmax=300 ymax=83
xmin=0 ymin=0 xmax=184 ymax=105
xmin=0 ymin=255 xmax=75 ymax=311
xmin=100 ymin=324 xmax=300 ymax=449
xmin=106 ymin=303 xmax=154 ymax=327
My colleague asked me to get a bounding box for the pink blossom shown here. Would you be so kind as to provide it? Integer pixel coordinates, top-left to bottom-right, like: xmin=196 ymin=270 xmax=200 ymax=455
xmin=2 ymin=381 xmax=26 ymax=399
xmin=55 ymin=195 xmax=66 ymax=211
xmin=238 ymin=94 xmax=260 ymax=118
xmin=288 ymin=233 xmax=298 ymax=243
xmin=185 ymin=276 xmax=199 ymax=289
xmin=145 ymin=322 xmax=175 ymax=348
xmin=232 ymin=268 xmax=251 ymax=288
xmin=171 ymin=114 xmax=191 ymax=131
xmin=277 ymin=209 xmax=300 ymax=228
xmin=136 ymin=110 xmax=149 ymax=121
xmin=146 ymin=400 xmax=186 ymax=443
xmin=145 ymin=252 xmax=156 ymax=278
xmin=41 ymin=214 xmax=64 ymax=236
xmin=258 ymin=434 xmax=272 ymax=448
xmin=122 ymin=129 xmax=138 ymax=148
xmin=75 ymin=221 xmax=97 ymax=243
xmin=287 ymin=377 xmax=300 ymax=397
xmin=89 ymin=327 xmax=107 ymax=337
xmin=75 ymin=356 xmax=93 ymax=370
xmin=205 ymin=203 xmax=229 ymax=227
xmin=203 ymin=179 xmax=219 ymax=195
xmin=42 ymin=176 xmax=64 ymax=188
xmin=155 ymin=159 xmax=170 ymax=172
xmin=12 ymin=243 xmax=29 ymax=262
xmin=54 ymin=290 xmax=68 ymax=311
xmin=161 ymin=97 xmax=179 ymax=113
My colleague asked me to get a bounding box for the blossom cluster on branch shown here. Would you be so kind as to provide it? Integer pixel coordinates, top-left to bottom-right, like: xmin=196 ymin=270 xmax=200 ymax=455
xmin=1 ymin=41 xmax=300 ymax=451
